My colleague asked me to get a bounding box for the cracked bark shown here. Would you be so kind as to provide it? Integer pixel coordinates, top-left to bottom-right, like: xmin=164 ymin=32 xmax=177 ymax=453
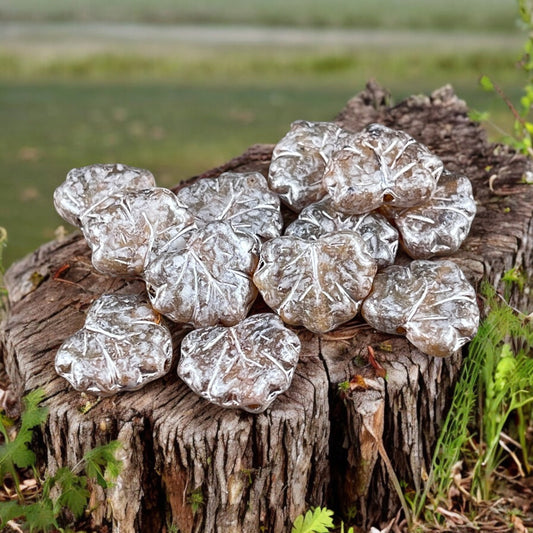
xmin=1 ymin=83 xmax=532 ymax=531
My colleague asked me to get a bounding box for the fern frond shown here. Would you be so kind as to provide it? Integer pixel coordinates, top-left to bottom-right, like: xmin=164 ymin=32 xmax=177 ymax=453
xmin=291 ymin=507 xmax=334 ymax=533
xmin=23 ymin=499 xmax=57 ymax=532
xmin=0 ymin=500 xmax=26 ymax=525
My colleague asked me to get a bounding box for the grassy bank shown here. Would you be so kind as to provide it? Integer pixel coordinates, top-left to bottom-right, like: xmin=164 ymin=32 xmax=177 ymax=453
xmin=0 ymin=44 xmax=523 ymax=85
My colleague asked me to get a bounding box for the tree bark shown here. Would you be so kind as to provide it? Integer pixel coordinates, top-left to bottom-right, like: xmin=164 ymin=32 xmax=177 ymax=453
xmin=1 ymin=82 xmax=532 ymax=532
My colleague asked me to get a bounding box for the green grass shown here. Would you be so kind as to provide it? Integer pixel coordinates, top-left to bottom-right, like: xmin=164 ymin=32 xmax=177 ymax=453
xmin=0 ymin=0 xmax=518 ymax=31
xmin=0 ymin=46 xmax=523 ymax=85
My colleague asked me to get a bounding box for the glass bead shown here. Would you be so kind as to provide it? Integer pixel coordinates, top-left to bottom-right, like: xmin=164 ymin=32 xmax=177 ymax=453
xmin=361 ymin=260 xmax=479 ymax=357
xmin=324 ymin=123 xmax=443 ymax=214
xmin=178 ymin=313 xmax=301 ymax=413
xmin=55 ymin=294 xmax=173 ymax=396
xmin=144 ymin=221 xmax=259 ymax=328
xmin=253 ymin=232 xmax=377 ymax=333
xmin=54 ymin=163 xmax=155 ymax=227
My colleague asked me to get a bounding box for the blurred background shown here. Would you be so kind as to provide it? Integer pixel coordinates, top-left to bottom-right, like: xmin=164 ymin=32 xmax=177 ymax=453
xmin=0 ymin=0 xmax=523 ymax=266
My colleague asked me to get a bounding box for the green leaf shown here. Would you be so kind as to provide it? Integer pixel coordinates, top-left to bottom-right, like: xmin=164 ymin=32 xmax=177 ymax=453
xmin=291 ymin=507 xmax=335 ymax=533
xmin=58 ymin=483 xmax=90 ymax=519
xmin=525 ymin=122 xmax=533 ymax=135
xmin=494 ymin=345 xmax=516 ymax=394
xmin=0 ymin=499 xmax=26 ymax=525
xmin=479 ymin=75 xmax=494 ymax=92
xmin=0 ymin=412 xmax=15 ymax=430
xmin=52 ymin=467 xmax=90 ymax=518
xmin=519 ymin=0 xmax=533 ymax=24
xmin=41 ymin=472 xmax=56 ymax=500
xmin=20 ymin=390 xmax=49 ymax=433
xmin=187 ymin=487 xmax=204 ymax=515
xmin=83 ymin=440 xmax=122 ymax=489
xmin=468 ymin=109 xmax=490 ymax=122
xmin=0 ymin=389 xmax=49 ymax=484
xmin=12 ymin=445 xmax=36 ymax=470
xmin=0 ymin=439 xmax=35 ymax=478
xmin=521 ymin=95 xmax=532 ymax=112
xmin=19 ymin=405 xmax=49 ymax=433
xmin=23 ymin=499 xmax=58 ymax=532
xmin=22 ymin=388 xmax=47 ymax=411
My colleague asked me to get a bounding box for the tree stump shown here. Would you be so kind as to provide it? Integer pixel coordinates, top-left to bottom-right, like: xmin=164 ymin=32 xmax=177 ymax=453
xmin=1 ymin=82 xmax=532 ymax=532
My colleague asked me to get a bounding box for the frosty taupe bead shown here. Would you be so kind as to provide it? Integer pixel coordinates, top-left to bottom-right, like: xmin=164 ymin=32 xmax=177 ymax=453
xmin=361 ymin=260 xmax=479 ymax=357
xmin=323 ymin=123 xmax=444 ymax=214
xmin=54 ymin=163 xmax=156 ymax=227
xmin=144 ymin=221 xmax=259 ymax=328
xmin=268 ymin=120 xmax=351 ymax=212
xmin=80 ymin=187 xmax=195 ymax=277
xmin=176 ymin=171 xmax=283 ymax=241
xmin=285 ymin=196 xmax=398 ymax=267
xmin=55 ymin=294 xmax=173 ymax=396
xmin=384 ymin=170 xmax=476 ymax=259
xmin=178 ymin=313 xmax=301 ymax=413
xmin=253 ymin=232 xmax=377 ymax=334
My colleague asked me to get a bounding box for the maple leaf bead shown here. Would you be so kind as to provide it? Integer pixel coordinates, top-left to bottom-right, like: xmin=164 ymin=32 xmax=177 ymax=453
xmin=323 ymin=123 xmax=444 ymax=215
xmin=178 ymin=313 xmax=301 ymax=413
xmin=144 ymin=221 xmax=259 ymax=328
xmin=54 ymin=163 xmax=156 ymax=227
xmin=80 ymin=187 xmax=196 ymax=277
xmin=361 ymin=260 xmax=480 ymax=357
xmin=253 ymin=232 xmax=377 ymax=334
xmin=55 ymin=294 xmax=173 ymax=396
xmin=176 ymin=171 xmax=283 ymax=241
xmin=284 ymin=195 xmax=399 ymax=268
xmin=383 ymin=170 xmax=477 ymax=259
xmin=268 ymin=120 xmax=353 ymax=212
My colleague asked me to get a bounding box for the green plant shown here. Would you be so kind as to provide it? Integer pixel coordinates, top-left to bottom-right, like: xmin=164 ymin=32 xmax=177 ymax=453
xmin=0 ymin=388 xmax=122 ymax=532
xmin=502 ymin=265 xmax=527 ymax=301
xmin=410 ymin=281 xmax=533 ymax=523
xmin=471 ymin=284 xmax=533 ymax=500
xmin=339 ymin=523 xmax=355 ymax=533
xmin=187 ymin=486 xmax=204 ymax=515
xmin=478 ymin=0 xmax=533 ymax=154
xmin=291 ymin=507 xmax=334 ymax=533
xmin=0 ymin=389 xmax=48 ymax=499
xmin=337 ymin=381 xmax=351 ymax=394
xmin=291 ymin=506 xmax=354 ymax=533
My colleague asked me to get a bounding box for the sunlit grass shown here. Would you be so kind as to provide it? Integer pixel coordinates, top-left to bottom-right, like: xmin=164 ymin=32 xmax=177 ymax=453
xmin=0 ymin=46 xmax=523 ymax=86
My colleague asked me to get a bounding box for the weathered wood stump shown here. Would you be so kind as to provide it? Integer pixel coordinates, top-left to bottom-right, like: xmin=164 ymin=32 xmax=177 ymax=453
xmin=1 ymin=83 xmax=532 ymax=532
